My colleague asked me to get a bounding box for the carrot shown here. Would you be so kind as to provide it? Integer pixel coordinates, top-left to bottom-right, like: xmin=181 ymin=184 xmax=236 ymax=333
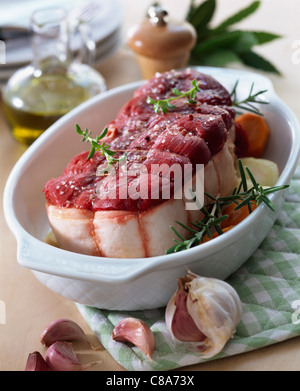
xmin=235 ymin=113 xmax=270 ymax=158
xmin=201 ymin=200 xmax=257 ymax=244
xmin=202 ymin=226 xmax=234 ymax=243
xmin=221 ymin=201 xmax=257 ymax=229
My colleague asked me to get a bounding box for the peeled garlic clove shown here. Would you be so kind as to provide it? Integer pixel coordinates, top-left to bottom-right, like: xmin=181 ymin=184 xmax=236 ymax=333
xmin=41 ymin=319 xmax=88 ymax=347
xmin=25 ymin=351 xmax=48 ymax=371
xmin=112 ymin=317 xmax=155 ymax=359
xmin=166 ymin=270 xmax=242 ymax=358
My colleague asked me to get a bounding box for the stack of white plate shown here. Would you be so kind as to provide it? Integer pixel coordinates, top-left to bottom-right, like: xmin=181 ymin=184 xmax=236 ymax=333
xmin=0 ymin=0 xmax=123 ymax=84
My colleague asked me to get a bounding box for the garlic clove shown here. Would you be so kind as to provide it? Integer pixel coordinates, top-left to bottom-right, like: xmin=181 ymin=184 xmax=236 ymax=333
xmin=41 ymin=318 xmax=89 ymax=347
xmin=165 ymin=276 xmax=206 ymax=343
xmin=25 ymin=351 xmax=49 ymax=371
xmin=112 ymin=317 xmax=155 ymax=359
xmin=45 ymin=341 xmax=82 ymax=371
xmin=165 ymin=270 xmax=242 ymax=358
xmin=45 ymin=341 xmax=101 ymax=371
xmin=186 ymin=273 xmax=242 ymax=357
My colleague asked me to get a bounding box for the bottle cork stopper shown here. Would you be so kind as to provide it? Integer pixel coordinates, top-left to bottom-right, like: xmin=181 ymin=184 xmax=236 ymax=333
xmin=127 ymin=5 xmax=197 ymax=79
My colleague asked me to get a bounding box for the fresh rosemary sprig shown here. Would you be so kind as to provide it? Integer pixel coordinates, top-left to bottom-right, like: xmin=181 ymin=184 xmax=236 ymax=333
xmin=217 ymin=160 xmax=289 ymax=212
xmin=230 ymin=80 xmax=268 ymax=116
xmin=166 ymin=200 xmax=228 ymax=254
xmin=76 ymin=124 xmax=127 ymax=170
xmin=166 ymin=159 xmax=289 ymax=254
xmin=146 ymin=79 xmax=202 ymax=114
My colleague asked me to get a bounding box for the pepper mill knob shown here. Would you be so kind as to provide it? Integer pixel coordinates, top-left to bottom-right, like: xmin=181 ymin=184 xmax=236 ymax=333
xmin=127 ymin=6 xmax=197 ymax=79
xmin=148 ymin=5 xmax=168 ymax=27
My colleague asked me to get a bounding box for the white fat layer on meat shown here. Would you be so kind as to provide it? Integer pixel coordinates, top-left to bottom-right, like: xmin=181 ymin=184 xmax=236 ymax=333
xmin=46 ymin=140 xmax=238 ymax=258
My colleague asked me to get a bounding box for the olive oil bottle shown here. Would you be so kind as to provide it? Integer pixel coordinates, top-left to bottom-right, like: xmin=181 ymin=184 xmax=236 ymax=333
xmin=2 ymin=7 xmax=106 ymax=146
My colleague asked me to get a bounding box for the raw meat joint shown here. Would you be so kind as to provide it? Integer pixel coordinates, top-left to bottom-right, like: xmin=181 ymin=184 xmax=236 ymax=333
xmin=44 ymin=69 xmax=238 ymax=258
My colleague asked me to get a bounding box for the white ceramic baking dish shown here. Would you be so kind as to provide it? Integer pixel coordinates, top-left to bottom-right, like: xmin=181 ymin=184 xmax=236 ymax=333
xmin=4 ymin=66 xmax=300 ymax=310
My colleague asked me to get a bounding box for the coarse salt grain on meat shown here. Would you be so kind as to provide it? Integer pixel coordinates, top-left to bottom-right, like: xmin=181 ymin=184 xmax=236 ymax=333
xmin=44 ymin=69 xmax=238 ymax=258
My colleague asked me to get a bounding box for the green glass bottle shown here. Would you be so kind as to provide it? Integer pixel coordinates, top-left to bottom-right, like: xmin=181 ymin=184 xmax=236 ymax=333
xmin=2 ymin=7 xmax=106 ymax=145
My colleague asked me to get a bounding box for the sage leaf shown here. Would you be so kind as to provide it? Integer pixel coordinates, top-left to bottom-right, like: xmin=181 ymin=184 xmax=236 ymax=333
xmin=186 ymin=0 xmax=281 ymax=74
xmin=193 ymin=30 xmax=243 ymax=54
xmin=238 ymin=50 xmax=282 ymax=75
xmin=212 ymin=0 xmax=261 ymax=33
xmin=231 ymin=31 xmax=258 ymax=53
xmin=195 ymin=50 xmax=241 ymax=66
xmin=250 ymin=31 xmax=282 ymax=45
xmin=186 ymin=0 xmax=216 ymax=33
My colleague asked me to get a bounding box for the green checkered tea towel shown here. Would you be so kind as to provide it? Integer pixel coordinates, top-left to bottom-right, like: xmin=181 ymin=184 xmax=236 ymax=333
xmin=76 ymin=163 xmax=300 ymax=371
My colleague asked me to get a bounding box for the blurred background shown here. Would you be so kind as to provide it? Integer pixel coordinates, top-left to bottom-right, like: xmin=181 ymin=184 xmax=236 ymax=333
xmin=1 ymin=0 xmax=298 ymax=144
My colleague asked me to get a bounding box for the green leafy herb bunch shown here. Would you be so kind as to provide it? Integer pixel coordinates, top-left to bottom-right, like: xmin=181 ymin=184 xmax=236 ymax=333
xmin=186 ymin=0 xmax=281 ymax=74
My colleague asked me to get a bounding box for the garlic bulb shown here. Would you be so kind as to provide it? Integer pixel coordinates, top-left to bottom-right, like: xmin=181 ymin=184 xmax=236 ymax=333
xmin=165 ymin=270 xmax=242 ymax=358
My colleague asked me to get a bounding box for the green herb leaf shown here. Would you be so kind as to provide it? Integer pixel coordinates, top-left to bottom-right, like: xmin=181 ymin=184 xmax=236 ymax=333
xmin=193 ymin=30 xmax=273 ymax=56
xmin=166 ymin=160 xmax=289 ymax=254
xmin=98 ymin=126 xmax=108 ymax=139
xmin=230 ymin=80 xmax=268 ymax=116
xmin=76 ymin=124 xmax=127 ymax=167
xmin=231 ymin=31 xmax=259 ymax=53
xmin=193 ymin=30 xmax=243 ymax=55
xmin=212 ymin=0 xmax=261 ymax=33
xmin=196 ymin=49 xmax=242 ymax=66
xmin=238 ymin=50 xmax=282 ymax=75
xmin=186 ymin=0 xmax=216 ymax=35
xmin=250 ymin=31 xmax=282 ymax=45
xmin=186 ymin=0 xmax=281 ymax=74
xmin=147 ymin=79 xmax=201 ymax=114
xmin=87 ymin=146 xmax=95 ymax=160
xmin=245 ymin=166 xmax=259 ymax=190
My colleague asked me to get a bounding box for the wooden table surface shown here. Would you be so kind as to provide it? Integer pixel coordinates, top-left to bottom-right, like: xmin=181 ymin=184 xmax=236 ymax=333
xmin=1 ymin=0 xmax=300 ymax=371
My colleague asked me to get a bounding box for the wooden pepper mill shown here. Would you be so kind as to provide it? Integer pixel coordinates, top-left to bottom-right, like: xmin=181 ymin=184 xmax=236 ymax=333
xmin=127 ymin=5 xmax=197 ymax=79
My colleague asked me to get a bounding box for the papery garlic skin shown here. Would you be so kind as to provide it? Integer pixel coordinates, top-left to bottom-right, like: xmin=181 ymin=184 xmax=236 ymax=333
xmin=165 ymin=271 xmax=242 ymax=358
xmin=166 ymin=276 xmax=207 ymax=343
xmin=186 ymin=275 xmax=242 ymax=357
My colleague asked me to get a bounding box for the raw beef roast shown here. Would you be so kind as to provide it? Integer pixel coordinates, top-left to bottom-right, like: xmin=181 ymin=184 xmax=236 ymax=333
xmin=44 ymin=69 xmax=238 ymax=258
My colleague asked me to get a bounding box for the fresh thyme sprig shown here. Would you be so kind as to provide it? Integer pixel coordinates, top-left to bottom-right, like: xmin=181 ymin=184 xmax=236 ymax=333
xmin=146 ymin=79 xmax=202 ymax=114
xmin=230 ymin=80 xmax=268 ymax=116
xmin=146 ymin=76 xmax=268 ymax=116
xmin=166 ymin=159 xmax=289 ymax=254
xmin=76 ymin=124 xmax=127 ymax=171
